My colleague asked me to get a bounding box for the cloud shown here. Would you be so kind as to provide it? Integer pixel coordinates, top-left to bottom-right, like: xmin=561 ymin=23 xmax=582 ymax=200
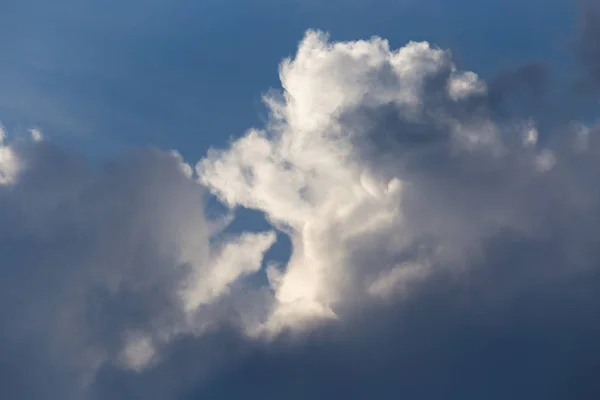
xmin=0 ymin=132 xmax=277 ymax=398
xmin=198 ymin=30 xmax=588 ymax=332
xmin=4 ymin=6 xmax=600 ymax=399
xmin=192 ymin=28 xmax=600 ymax=398
xmin=575 ymin=0 xmax=600 ymax=91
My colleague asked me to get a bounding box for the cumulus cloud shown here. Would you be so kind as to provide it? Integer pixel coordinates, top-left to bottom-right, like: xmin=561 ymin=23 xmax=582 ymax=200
xmin=4 ymin=4 xmax=600 ymax=399
xmin=198 ymin=30 xmax=594 ymax=333
xmin=191 ymin=27 xmax=600 ymax=399
xmin=0 ymin=132 xmax=277 ymax=398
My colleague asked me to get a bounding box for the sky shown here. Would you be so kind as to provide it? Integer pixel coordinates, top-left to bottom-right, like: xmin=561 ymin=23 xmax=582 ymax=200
xmin=1 ymin=0 xmax=600 ymax=399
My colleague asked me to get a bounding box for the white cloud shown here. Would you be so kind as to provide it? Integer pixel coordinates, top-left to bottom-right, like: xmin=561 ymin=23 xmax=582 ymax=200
xmin=119 ymin=333 xmax=157 ymax=371
xmin=199 ymin=33 xmax=473 ymax=327
xmin=29 ymin=128 xmax=43 ymax=142
xmin=182 ymin=230 xmax=276 ymax=313
xmin=0 ymin=125 xmax=21 ymax=184
xmin=198 ymin=30 xmax=599 ymax=335
xmin=368 ymin=260 xmax=430 ymax=298
xmin=199 ymin=32 xmax=476 ymax=328
xmin=0 ymin=129 xmax=277 ymax=397
xmin=447 ymin=70 xmax=487 ymax=101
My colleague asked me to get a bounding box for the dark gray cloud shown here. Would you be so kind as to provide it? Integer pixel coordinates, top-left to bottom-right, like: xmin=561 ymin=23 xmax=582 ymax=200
xmin=91 ymin=212 xmax=600 ymax=399
xmin=575 ymin=0 xmax=600 ymax=91
xmin=0 ymin=139 xmax=209 ymax=399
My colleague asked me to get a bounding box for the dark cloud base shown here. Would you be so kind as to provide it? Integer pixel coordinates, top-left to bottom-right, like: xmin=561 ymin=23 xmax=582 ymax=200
xmin=92 ymin=230 xmax=600 ymax=399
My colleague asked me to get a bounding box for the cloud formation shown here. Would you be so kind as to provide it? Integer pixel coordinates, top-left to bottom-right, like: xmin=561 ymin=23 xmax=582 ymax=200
xmin=198 ymin=30 xmax=597 ymax=332
xmin=194 ymin=29 xmax=600 ymax=399
xmin=3 ymin=7 xmax=600 ymax=400
xmin=0 ymin=131 xmax=276 ymax=398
